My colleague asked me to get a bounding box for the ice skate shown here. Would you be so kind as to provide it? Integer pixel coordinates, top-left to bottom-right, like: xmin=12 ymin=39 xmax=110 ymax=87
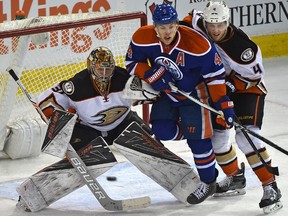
xmin=186 ymin=181 xmax=216 ymax=204
xmin=214 ymin=162 xmax=246 ymax=197
xmin=259 ymin=182 xmax=283 ymax=214
xmin=16 ymin=196 xmax=31 ymax=212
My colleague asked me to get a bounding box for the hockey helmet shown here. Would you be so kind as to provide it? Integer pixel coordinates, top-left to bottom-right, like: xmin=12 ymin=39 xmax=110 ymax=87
xmin=203 ymin=1 xmax=230 ymax=24
xmin=87 ymin=46 xmax=115 ymax=82
xmin=153 ymin=4 xmax=178 ymax=25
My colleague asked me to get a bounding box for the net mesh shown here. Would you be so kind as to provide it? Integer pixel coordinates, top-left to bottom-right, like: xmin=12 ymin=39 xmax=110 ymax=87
xmin=0 ymin=11 xmax=146 ymax=149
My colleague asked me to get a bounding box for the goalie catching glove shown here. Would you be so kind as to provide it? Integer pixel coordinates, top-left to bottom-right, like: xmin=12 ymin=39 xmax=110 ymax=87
xmin=122 ymin=75 xmax=160 ymax=105
xmin=214 ymin=96 xmax=235 ymax=129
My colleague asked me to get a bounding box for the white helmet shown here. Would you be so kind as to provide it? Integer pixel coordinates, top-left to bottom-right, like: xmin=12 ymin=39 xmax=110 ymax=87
xmin=203 ymin=1 xmax=230 ymax=24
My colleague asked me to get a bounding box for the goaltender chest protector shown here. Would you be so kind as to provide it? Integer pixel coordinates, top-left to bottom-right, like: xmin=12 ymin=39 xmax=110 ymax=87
xmin=61 ymin=67 xmax=131 ymax=131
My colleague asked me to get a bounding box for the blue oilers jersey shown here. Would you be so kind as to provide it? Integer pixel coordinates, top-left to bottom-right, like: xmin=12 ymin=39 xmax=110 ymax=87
xmin=126 ymin=25 xmax=227 ymax=102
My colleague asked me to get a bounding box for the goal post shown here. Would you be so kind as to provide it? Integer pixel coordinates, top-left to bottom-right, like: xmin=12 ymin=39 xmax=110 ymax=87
xmin=0 ymin=11 xmax=149 ymax=158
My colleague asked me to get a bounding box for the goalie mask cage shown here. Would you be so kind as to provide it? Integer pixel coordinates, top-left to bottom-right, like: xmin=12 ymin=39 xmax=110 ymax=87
xmin=0 ymin=11 xmax=149 ymax=151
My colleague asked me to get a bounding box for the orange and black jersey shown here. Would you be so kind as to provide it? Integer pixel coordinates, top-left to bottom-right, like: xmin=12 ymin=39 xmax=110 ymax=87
xmin=181 ymin=10 xmax=267 ymax=95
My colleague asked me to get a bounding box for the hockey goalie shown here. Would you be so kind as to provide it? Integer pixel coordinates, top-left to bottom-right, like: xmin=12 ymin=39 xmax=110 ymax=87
xmin=16 ymin=47 xmax=200 ymax=212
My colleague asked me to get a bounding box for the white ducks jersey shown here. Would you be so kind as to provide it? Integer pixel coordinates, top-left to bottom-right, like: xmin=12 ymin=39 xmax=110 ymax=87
xmin=38 ymin=66 xmax=132 ymax=132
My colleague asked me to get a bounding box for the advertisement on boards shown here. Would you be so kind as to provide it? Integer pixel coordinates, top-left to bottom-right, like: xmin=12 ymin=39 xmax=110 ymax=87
xmin=0 ymin=0 xmax=287 ymax=62
xmin=0 ymin=0 xmax=287 ymax=35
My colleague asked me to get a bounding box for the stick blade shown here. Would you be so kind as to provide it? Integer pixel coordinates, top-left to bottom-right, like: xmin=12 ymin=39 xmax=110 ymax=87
xmin=121 ymin=196 xmax=151 ymax=211
xmin=103 ymin=196 xmax=151 ymax=211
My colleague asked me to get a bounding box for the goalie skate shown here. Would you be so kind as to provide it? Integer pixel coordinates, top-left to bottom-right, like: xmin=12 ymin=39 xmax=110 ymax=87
xmin=213 ymin=162 xmax=246 ymax=197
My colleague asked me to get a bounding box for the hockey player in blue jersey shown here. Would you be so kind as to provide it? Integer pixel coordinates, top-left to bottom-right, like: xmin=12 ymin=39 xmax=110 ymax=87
xmin=125 ymin=3 xmax=235 ymax=204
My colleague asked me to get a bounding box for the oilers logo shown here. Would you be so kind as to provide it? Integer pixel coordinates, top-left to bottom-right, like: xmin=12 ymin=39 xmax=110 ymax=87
xmin=155 ymin=56 xmax=183 ymax=80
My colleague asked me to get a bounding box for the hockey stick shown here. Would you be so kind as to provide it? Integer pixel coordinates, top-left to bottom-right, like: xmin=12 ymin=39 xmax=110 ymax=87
xmin=230 ymin=122 xmax=288 ymax=156
xmin=169 ymin=84 xmax=279 ymax=176
xmin=8 ymin=68 xmax=151 ymax=211
xmin=169 ymin=84 xmax=288 ymax=155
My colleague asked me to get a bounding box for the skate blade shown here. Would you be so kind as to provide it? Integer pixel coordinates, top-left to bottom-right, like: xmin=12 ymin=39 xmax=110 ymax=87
xmin=213 ymin=188 xmax=246 ymax=197
xmin=263 ymin=201 xmax=283 ymax=214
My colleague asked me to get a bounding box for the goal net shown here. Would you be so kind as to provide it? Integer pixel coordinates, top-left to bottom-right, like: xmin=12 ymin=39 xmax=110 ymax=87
xmin=0 ymin=11 xmax=147 ymax=157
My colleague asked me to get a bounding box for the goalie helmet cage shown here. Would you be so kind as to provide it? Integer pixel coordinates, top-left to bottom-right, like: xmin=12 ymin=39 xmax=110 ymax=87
xmin=0 ymin=11 xmax=149 ymax=150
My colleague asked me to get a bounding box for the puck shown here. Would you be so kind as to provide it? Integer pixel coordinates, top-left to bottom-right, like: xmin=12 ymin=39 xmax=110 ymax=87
xmin=106 ymin=176 xmax=117 ymax=181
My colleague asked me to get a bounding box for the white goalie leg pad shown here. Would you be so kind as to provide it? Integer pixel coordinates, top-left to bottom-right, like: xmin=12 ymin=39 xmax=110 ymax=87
xmin=17 ymin=178 xmax=47 ymax=211
xmin=170 ymin=170 xmax=200 ymax=203
xmin=115 ymin=144 xmax=199 ymax=203
xmin=17 ymin=162 xmax=115 ymax=212
xmin=0 ymin=150 xmax=9 ymax=159
xmin=17 ymin=137 xmax=117 ymax=212
xmin=4 ymin=116 xmax=47 ymax=159
xmin=114 ymin=122 xmax=200 ymax=204
xmin=122 ymin=75 xmax=160 ymax=100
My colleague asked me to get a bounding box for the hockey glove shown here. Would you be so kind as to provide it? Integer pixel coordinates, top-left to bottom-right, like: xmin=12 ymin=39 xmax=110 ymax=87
xmin=144 ymin=65 xmax=173 ymax=93
xmin=225 ymin=78 xmax=236 ymax=96
xmin=215 ymin=96 xmax=235 ymax=129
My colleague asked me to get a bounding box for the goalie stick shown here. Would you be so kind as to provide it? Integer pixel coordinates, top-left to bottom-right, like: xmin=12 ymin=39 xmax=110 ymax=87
xmin=169 ymin=84 xmax=279 ymax=176
xmin=8 ymin=68 xmax=151 ymax=211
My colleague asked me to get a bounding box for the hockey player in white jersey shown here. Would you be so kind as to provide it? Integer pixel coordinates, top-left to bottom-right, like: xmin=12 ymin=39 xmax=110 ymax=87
xmin=181 ymin=1 xmax=282 ymax=214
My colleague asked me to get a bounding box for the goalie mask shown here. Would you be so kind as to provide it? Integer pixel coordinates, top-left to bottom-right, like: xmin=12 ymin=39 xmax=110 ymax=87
xmin=87 ymin=47 xmax=115 ymax=96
